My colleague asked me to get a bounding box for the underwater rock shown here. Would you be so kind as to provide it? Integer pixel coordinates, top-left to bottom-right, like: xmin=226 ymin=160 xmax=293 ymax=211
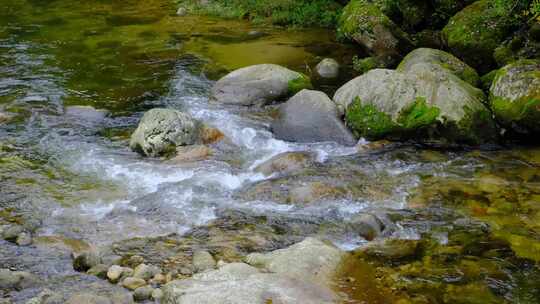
xmin=254 ymin=151 xmax=314 ymax=177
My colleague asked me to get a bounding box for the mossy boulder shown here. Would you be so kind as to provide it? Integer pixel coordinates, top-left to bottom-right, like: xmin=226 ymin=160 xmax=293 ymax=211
xmin=334 ymin=62 xmax=496 ymax=144
xmin=489 ymin=60 xmax=540 ymax=136
xmin=211 ymin=64 xmax=312 ymax=106
xmin=397 ymin=48 xmax=480 ymax=86
xmin=442 ymin=0 xmax=515 ymax=74
xmin=338 ymin=0 xmax=413 ymax=66
xmin=130 ymin=108 xmax=203 ymax=157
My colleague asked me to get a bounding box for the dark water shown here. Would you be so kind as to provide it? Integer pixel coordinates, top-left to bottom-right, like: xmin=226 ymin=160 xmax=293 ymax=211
xmin=0 ymin=0 xmax=540 ymax=303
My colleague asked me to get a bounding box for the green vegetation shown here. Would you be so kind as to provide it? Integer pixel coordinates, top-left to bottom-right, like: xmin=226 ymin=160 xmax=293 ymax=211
xmin=397 ymin=97 xmax=440 ymax=130
xmin=345 ymin=98 xmax=397 ymax=139
xmin=287 ymin=74 xmax=313 ymax=95
xmin=176 ymin=0 xmax=343 ymax=28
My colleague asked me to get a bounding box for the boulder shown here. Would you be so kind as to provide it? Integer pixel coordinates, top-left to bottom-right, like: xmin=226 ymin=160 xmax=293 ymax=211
xmin=334 ymin=62 xmax=496 ymax=144
xmin=211 ymin=64 xmax=312 ymax=106
xmin=397 ymin=48 xmax=480 ymax=86
xmin=338 ymin=0 xmax=412 ymax=66
xmin=0 ymin=269 xmax=38 ymax=290
xmin=271 ymin=90 xmax=356 ymax=146
xmin=192 ymin=251 xmax=216 ymax=273
xmin=244 ymin=237 xmax=344 ymax=286
xmin=489 ymin=60 xmax=540 ymax=135
xmin=315 ymin=58 xmax=339 ymax=79
xmin=73 ymin=251 xmax=101 ymax=272
xmin=442 ymin=0 xmax=515 ymax=73
xmin=253 ymin=151 xmax=313 ymax=177
xmin=161 ymin=260 xmax=337 ymax=304
xmin=65 ymin=293 xmax=112 ymax=304
xmin=129 ymin=109 xmax=202 ymax=157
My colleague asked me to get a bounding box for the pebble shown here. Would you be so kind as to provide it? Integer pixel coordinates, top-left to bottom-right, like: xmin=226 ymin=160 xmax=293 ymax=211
xmin=73 ymin=251 xmax=101 ymax=272
xmin=133 ymin=286 xmax=153 ymax=302
xmin=87 ymin=264 xmax=109 ymax=279
xmin=132 ymin=263 xmax=160 ymax=281
xmin=122 ymin=277 xmax=146 ymax=291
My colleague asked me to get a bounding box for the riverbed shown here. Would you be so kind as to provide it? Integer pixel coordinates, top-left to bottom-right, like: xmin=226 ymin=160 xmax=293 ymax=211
xmin=1 ymin=0 xmax=540 ymax=303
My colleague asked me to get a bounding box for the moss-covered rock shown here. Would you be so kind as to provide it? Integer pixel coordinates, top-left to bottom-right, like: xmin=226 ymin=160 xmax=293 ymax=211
xmin=352 ymin=56 xmax=387 ymax=74
xmin=335 ymin=51 xmax=496 ymax=144
xmin=337 ymin=0 xmax=412 ymax=66
xmin=489 ymin=60 xmax=540 ymax=136
xmin=397 ymin=48 xmax=480 ymax=86
xmin=442 ymin=0 xmax=515 ymax=73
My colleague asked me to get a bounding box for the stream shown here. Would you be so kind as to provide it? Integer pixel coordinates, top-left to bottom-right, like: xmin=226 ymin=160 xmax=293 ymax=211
xmin=1 ymin=0 xmax=540 ymax=303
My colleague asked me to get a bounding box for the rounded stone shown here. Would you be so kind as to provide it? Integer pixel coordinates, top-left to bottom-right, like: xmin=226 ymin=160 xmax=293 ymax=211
xmin=122 ymin=277 xmax=147 ymax=291
xmin=315 ymin=58 xmax=339 ymax=79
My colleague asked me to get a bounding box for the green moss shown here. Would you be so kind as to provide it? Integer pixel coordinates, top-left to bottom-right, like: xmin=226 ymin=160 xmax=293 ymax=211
xmin=481 ymin=70 xmax=499 ymax=91
xmin=442 ymin=0 xmax=515 ymax=73
xmin=345 ymin=97 xmax=397 ymax=139
xmin=397 ymin=97 xmax=440 ymax=130
xmin=491 ymin=96 xmax=540 ymax=132
xmin=352 ymin=56 xmax=384 ymax=74
xmin=177 ymin=0 xmax=343 ymax=28
xmin=287 ymin=73 xmax=313 ymax=95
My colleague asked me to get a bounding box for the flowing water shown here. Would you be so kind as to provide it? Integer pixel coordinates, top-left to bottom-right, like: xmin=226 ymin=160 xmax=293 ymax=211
xmin=1 ymin=0 xmax=540 ymax=303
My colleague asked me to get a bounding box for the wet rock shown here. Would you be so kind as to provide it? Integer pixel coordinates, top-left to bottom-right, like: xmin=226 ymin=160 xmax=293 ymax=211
xmin=360 ymin=239 xmax=420 ymax=261
xmin=87 ymin=264 xmax=109 ymax=279
xmin=129 ymin=108 xmax=202 ymax=157
xmin=151 ymin=288 xmax=163 ymax=301
xmin=192 ymin=251 xmax=216 ymax=273
xmin=254 ymin=151 xmax=313 ymax=177
xmin=2 ymin=225 xmax=24 ymax=242
xmin=122 ymin=277 xmax=147 ymax=291
xmin=110 ymin=293 xmax=134 ymax=304
xmin=133 ymin=263 xmax=160 ymax=281
xmin=169 ymin=145 xmax=212 ymax=163
xmin=442 ymin=0 xmax=514 ymax=73
xmin=133 ymin=286 xmax=153 ymax=302
xmin=73 ymin=251 xmax=102 ymax=272
xmin=349 ymin=213 xmax=383 ymax=241
xmin=65 ymin=105 xmax=108 ymax=123
xmin=245 ymin=237 xmax=344 ymax=285
xmin=288 ymin=182 xmax=344 ymax=204
xmin=356 ymin=140 xmax=393 ymax=153
xmin=272 ymin=90 xmax=356 ymax=146
xmin=338 ymin=0 xmax=412 ymax=66
xmin=149 ymin=273 xmax=166 ymax=285
xmin=125 ymin=255 xmax=144 ymax=268
xmin=0 ymin=112 xmax=11 ymax=124
xmin=335 ymin=60 xmax=496 ymax=144
xmin=25 ymin=289 xmax=62 ymax=304
xmin=107 ymin=265 xmax=132 ymax=283
xmin=200 ymin=126 xmax=225 ymax=144
xmin=0 ymin=269 xmax=38 ymax=290
xmin=65 ymin=293 xmax=112 ymax=304
xmin=211 ymin=64 xmax=312 ymax=106
xmin=315 ymin=58 xmax=339 ymax=79
xmin=489 ymin=60 xmax=540 ymax=136
xmin=16 ymin=232 xmax=32 ymax=246
xmin=161 ymin=264 xmax=336 ymax=304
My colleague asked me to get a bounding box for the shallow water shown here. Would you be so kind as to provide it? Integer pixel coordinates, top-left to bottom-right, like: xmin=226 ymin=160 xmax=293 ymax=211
xmin=1 ymin=0 xmax=540 ymax=303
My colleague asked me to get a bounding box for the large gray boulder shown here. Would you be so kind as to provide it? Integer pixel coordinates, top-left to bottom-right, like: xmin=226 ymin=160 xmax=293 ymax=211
xmin=397 ymin=48 xmax=480 ymax=86
xmin=130 ymin=108 xmax=202 ymax=157
xmin=489 ymin=60 xmax=540 ymax=135
xmin=334 ymin=59 xmax=496 ymax=144
xmin=272 ymin=90 xmax=356 ymax=146
xmin=211 ymin=64 xmax=312 ymax=106
xmin=161 ymin=238 xmax=344 ymax=304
